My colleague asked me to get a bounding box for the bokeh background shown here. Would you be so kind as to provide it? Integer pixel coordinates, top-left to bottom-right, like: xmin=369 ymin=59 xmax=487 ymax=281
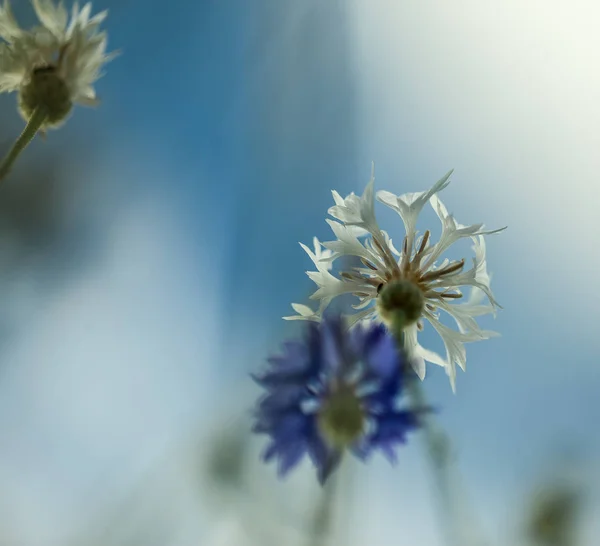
xmin=0 ymin=0 xmax=598 ymax=544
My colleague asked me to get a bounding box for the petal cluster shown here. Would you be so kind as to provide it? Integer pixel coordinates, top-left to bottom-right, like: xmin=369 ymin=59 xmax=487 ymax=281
xmin=285 ymin=165 xmax=505 ymax=391
xmin=252 ymin=315 xmax=422 ymax=484
xmin=0 ymin=0 xmax=115 ymax=114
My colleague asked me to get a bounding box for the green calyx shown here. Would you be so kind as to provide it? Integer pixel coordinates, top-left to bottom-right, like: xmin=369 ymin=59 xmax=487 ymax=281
xmin=377 ymin=279 xmax=425 ymax=330
xmin=18 ymin=66 xmax=72 ymax=128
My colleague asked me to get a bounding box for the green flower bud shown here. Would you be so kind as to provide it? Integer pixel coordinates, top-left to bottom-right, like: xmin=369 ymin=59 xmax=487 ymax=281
xmin=18 ymin=66 xmax=72 ymax=128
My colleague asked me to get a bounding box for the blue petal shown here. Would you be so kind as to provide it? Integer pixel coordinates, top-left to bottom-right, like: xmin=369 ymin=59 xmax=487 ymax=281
xmin=361 ymin=373 xmax=402 ymax=413
xmin=349 ymin=438 xmax=372 ymax=462
xmin=363 ymin=324 xmax=403 ymax=380
xmin=348 ymin=322 xmax=368 ymax=357
xmin=267 ymin=340 xmax=309 ymax=371
xmin=257 ymin=411 xmax=313 ymax=477
xmin=253 ymin=409 xmax=308 ymax=438
xmin=378 ymin=441 xmax=400 ymax=465
xmin=306 ymin=422 xmax=329 ymax=469
xmin=256 ymin=385 xmax=310 ymax=414
xmin=277 ymin=440 xmax=308 ymax=477
xmin=254 ymin=333 xmax=323 ymax=389
xmin=262 ymin=437 xmax=308 ymax=477
xmin=366 ymin=410 xmax=421 ymax=460
xmin=319 ymin=314 xmax=348 ymax=374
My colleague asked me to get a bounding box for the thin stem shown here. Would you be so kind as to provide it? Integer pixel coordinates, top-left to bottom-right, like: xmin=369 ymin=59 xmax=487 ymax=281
xmin=0 ymin=106 xmax=47 ymax=182
xmin=306 ymin=472 xmax=338 ymax=546
xmin=406 ymin=374 xmax=462 ymax=546
xmin=392 ymin=316 xmax=488 ymax=546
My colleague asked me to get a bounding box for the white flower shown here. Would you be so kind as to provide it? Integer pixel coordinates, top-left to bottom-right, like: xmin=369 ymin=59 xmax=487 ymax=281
xmin=285 ymin=164 xmax=506 ymax=391
xmin=0 ymin=0 xmax=116 ymax=127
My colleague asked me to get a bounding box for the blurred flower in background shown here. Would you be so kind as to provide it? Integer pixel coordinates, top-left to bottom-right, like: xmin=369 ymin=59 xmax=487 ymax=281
xmin=253 ymin=315 xmax=423 ymax=484
xmin=0 ymin=0 xmax=116 ymax=127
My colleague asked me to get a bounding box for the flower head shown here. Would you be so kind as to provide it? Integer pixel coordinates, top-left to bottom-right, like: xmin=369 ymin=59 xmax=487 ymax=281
xmin=252 ymin=314 xmax=423 ymax=484
xmin=0 ymin=0 xmax=116 ymax=128
xmin=285 ymin=165 xmax=505 ymax=391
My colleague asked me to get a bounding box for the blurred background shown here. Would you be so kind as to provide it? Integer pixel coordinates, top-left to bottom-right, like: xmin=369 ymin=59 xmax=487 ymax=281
xmin=0 ymin=0 xmax=598 ymax=544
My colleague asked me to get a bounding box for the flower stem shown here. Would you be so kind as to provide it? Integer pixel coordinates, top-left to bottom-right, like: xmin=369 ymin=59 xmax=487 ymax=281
xmin=0 ymin=106 xmax=47 ymax=182
xmin=306 ymin=472 xmax=338 ymax=546
xmin=406 ymin=374 xmax=461 ymax=546
xmin=391 ymin=316 xmax=487 ymax=546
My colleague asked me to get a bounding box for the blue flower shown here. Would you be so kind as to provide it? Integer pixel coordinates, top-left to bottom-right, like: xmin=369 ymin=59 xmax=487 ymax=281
xmin=252 ymin=315 xmax=425 ymax=484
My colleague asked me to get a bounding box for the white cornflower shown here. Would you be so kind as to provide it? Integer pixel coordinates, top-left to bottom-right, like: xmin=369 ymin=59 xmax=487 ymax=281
xmin=285 ymin=165 xmax=505 ymax=391
xmin=0 ymin=0 xmax=116 ymax=128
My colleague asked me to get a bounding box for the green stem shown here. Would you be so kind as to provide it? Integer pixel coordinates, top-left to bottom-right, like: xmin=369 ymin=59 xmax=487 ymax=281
xmin=392 ymin=317 xmax=486 ymax=546
xmin=306 ymin=472 xmax=338 ymax=546
xmin=406 ymin=373 xmax=461 ymax=546
xmin=0 ymin=106 xmax=47 ymax=182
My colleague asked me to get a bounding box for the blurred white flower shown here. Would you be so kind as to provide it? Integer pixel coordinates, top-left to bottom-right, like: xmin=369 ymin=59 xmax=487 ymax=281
xmin=285 ymin=165 xmax=505 ymax=391
xmin=0 ymin=0 xmax=116 ymax=128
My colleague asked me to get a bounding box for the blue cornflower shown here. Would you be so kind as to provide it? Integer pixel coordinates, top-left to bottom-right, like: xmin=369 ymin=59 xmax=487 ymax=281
xmin=252 ymin=315 xmax=424 ymax=484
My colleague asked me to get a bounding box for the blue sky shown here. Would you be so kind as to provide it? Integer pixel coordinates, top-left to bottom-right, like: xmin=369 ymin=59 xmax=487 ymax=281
xmin=0 ymin=0 xmax=598 ymax=545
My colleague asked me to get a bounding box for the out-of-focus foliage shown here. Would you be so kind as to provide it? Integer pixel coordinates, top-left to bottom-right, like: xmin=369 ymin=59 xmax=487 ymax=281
xmin=203 ymin=421 xmax=249 ymax=493
xmin=526 ymin=483 xmax=583 ymax=546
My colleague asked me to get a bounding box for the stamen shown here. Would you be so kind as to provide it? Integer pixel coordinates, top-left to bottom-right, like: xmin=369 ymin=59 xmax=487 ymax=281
xmin=342 ymin=271 xmax=383 ymax=288
xmin=400 ymin=235 xmax=411 ymax=273
xmin=424 ymin=290 xmax=463 ymax=300
xmin=440 ymin=291 xmax=463 ymax=299
xmin=360 ymin=258 xmax=378 ymax=271
xmin=357 ymin=276 xmax=383 ymax=287
xmin=372 ymin=237 xmax=399 ymax=274
xmin=412 ymin=230 xmax=431 ymax=270
xmin=419 ymin=258 xmax=465 ymax=283
xmin=438 ymin=259 xmax=466 ymax=276
xmin=417 ymin=230 xmax=430 ymax=255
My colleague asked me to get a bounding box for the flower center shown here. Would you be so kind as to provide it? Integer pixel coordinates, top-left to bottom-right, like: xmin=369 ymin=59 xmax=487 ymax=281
xmin=18 ymin=65 xmax=73 ymax=127
xmin=317 ymin=387 xmax=365 ymax=448
xmin=377 ymin=278 xmax=425 ymax=329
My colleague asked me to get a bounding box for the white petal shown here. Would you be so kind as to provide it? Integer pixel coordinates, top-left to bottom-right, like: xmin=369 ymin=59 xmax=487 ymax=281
xmin=424 ymin=314 xmax=466 ymax=387
xmin=437 ymin=299 xmax=496 ymax=335
xmin=402 ymin=325 xmax=447 ymax=381
xmin=439 ymin=257 xmax=501 ymax=309
xmin=0 ymin=0 xmax=22 ymax=40
xmin=327 ymin=165 xmax=380 ymax=234
xmin=308 ymin=272 xmax=361 ymax=300
xmin=424 ymin=195 xmax=506 ymax=268
xmin=300 ymin=238 xmax=334 ymax=270
xmin=33 ymin=0 xmax=68 ymax=38
xmin=291 ymin=303 xmax=316 ymax=317
xmin=377 ymin=169 xmax=453 ymax=250
xmin=344 ymin=308 xmax=376 ymax=328
xmin=283 ymin=303 xmax=322 ymax=322
xmin=322 ymin=220 xmax=380 ymax=263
